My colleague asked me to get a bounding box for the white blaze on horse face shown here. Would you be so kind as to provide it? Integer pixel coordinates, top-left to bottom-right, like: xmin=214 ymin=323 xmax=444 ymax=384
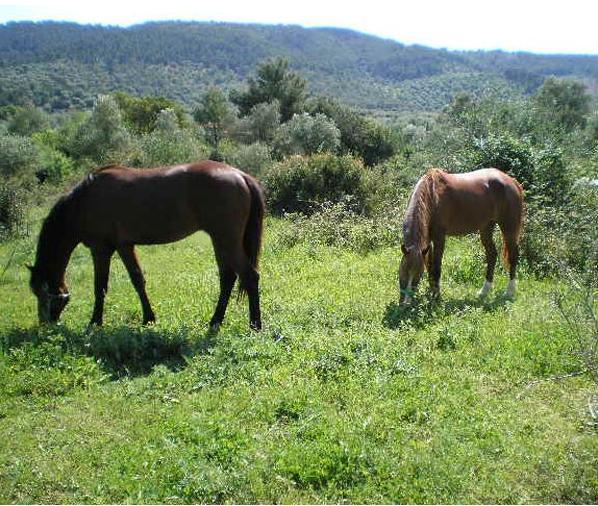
xmin=506 ymin=279 xmax=517 ymax=298
xmin=478 ymin=280 xmax=493 ymax=298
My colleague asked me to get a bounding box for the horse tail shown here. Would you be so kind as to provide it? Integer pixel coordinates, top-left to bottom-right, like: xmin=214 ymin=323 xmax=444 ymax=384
xmin=242 ymin=173 xmax=265 ymax=271
xmin=502 ymin=178 xmax=525 ymax=267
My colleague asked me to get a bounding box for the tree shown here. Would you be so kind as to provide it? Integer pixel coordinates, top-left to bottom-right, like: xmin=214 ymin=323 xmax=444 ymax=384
xmin=231 ymin=58 xmax=307 ymax=122
xmin=308 ymin=97 xmax=397 ymax=166
xmin=7 ymin=105 xmax=50 ymax=136
xmin=113 ymin=92 xmax=186 ymax=134
xmin=273 ymin=113 xmax=340 ymax=157
xmin=534 ymin=77 xmax=591 ymax=132
xmin=193 ymin=88 xmax=235 ymax=155
xmin=70 ymin=95 xmax=132 ymax=163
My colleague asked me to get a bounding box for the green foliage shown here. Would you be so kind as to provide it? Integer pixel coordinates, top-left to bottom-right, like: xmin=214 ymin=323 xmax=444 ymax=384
xmin=231 ymin=57 xmax=307 ymax=122
xmin=273 ymin=113 xmax=341 ymax=157
xmin=0 ymin=133 xmax=40 ymax=181
xmin=113 ymin=92 xmax=186 ymax=134
xmin=275 ymin=199 xmax=403 ymax=252
xmin=262 ymin=153 xmax=367 ymax=214
xmin=193 ymin=87 xmax=236 ymax=153
xmin=220 ymin=141 xmax=273 ymax=177
xmin=233 ymin=100 xmax=281 ymax=144
xmin=0 ymin=180 xmax=26 ymax=239
xmin=6 ymin=105 xmax=50 ymax=136
xmin=309 ymin=97 xmax=398 ymax=166
xmin=534 ymin=77 xmax=592 ymax=132
xmin=132 ymin=109 xmax=208 ymax=167
xmin=35 ymin=144 xmax=76 ymax=183
xmin=69 ymin=95 xmax=132 ymax=164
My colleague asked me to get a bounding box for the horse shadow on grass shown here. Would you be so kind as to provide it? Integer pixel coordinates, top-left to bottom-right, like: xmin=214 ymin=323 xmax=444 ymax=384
xmin=383 ymin=292 xmax=512 ymax=330
xmin=0 ymin=323 xmax=220 ymax=378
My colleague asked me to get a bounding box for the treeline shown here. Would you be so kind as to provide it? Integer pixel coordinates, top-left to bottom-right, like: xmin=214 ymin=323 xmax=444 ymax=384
xmin=1 ymin=21 xmax=597 ymax=113
xmin=1 ymin=56 xmax=597 ymax=285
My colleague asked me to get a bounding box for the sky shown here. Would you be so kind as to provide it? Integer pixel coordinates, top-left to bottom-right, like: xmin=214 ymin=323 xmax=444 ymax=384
xmin=1 ymin=0 xmax=598 ymax=55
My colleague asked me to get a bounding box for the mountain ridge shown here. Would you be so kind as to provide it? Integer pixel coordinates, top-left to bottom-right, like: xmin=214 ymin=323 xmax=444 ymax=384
xmin=1 ymin=21 xmax=597 ymax=114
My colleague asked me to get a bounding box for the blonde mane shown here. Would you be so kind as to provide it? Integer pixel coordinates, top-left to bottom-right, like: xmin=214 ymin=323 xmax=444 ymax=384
xmin=403 ymin=169 xmax=443 ymax=250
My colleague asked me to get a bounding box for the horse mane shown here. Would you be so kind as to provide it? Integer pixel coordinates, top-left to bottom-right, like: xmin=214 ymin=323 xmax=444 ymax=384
xmin=34 ymin=175 xmax=92 ymax=272
xmin=403 ymin=168 xmax=444 ymax=249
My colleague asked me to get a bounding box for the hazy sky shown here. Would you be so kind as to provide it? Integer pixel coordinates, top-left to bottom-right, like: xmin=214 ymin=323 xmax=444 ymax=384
xmin=1 ymin=0 xmax=597 ymax=55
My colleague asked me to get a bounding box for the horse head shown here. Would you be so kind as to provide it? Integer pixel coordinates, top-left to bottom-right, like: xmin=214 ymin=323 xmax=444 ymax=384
xmin=398 ymin=244 xmax=429 ymax=303
xmin=28 ymin=264 xmax=70 ymax=323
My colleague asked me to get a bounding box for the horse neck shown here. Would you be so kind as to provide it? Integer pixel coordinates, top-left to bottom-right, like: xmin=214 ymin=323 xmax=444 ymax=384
xmin=404 ymin=175 xmax=434 ymax=249
xmin=35 ymin=202 xmax=79 ymax=288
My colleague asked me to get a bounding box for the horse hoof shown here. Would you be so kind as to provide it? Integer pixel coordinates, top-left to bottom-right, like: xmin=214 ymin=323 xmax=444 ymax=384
xmin=250 ymin=321 xmax=262 ymax=331
xmin=478 ymin=281 xmax=493 ymax=298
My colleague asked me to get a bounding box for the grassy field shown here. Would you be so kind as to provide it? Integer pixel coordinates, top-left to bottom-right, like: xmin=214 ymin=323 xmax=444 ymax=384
xmin=0 ymin=212 xmax=596 ymax=503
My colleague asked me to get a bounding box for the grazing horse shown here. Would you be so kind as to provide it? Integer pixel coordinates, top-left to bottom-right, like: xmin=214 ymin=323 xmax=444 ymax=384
xmin=28 ymin=161 xmax=265 ymax=330
xmin=399 ymin=168 xmax=524 ymax=303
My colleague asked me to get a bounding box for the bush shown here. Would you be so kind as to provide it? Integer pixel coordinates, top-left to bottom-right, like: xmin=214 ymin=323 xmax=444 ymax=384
xmin=0 ymin=133 xmax=40 ymax=181
xmin=232 ymin=101 xmax=281 ymax=144
xmin=308 ymin=97 xmax=398 ymax=166
xmin=132 ymin=109 xmax=209 ymax=167
xmin=520 ymin=183 xmax=598 ymax=281
xmin=273 ymin=113 xmax=340 ymax=157
xmin=221 ymin=142 xmax=273 ymax=176
xmin=262 ymin=153 xmax=367 ymax=214
xmin=70 ymin=95 xmax=132 ymax=164
xmin=274 ymin=199 xmax=403 ymax=253
xmin=0 ymin=181 xmax=27 ymax=239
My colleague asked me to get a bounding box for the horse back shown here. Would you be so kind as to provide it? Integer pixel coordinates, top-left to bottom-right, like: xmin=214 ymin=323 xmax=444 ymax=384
xmin=435 ymin=168 xmax=523 ymax=235
xmin=75 ymin=161 xmax=254 ymax=246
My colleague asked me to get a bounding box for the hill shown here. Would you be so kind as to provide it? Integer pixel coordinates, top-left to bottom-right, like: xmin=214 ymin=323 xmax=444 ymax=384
xmin=1 ymin=21 xmax=598 ymax=115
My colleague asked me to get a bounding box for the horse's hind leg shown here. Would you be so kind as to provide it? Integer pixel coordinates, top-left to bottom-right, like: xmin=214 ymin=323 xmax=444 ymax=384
xmin=209 ymin=263 xmax=237 ymax=330
xmin=117 ymin=245 xmax=155 ymax=324
xmin=479 ymin=223 xmax=497 ymax=298
xmin=211 ymin=235 xmax=261 ymax=331
xmin=90 ymin=245 xmax=114 ymax=326
xmin=502 ymin=232 xmax=520 ymax=298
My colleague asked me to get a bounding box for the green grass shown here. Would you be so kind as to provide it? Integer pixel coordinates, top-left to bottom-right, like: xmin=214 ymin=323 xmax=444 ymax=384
xmin=0 ymin=215 xmax=596 ymax=503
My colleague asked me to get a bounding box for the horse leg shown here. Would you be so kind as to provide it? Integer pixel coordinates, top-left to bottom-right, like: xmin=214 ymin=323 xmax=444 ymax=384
xmin=90 ymin=246 xmax=114 ymax=326
xmin=209 ymin=260 xmax=237 ymax=330
xmin=117 ymin=245 xmax=155 ymax=324
xmin=429 ymin=234 xmax=445 ymax=299
xmin=478 ymin=223 xmax=497 ymax=298
xmin=210 ymin=235 xmax=261 ymax=331
xmin=503 ymin=232 xmax=520 ymax=298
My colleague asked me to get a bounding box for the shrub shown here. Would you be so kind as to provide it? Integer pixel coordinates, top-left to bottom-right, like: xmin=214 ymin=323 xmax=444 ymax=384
xmin=221 ymin=142 xmax=273 ymax=177
xmin=69 ymin=95 xmax=132 ymax=164
xmin=132 ymin=109 xmax=209 ymax=167
xmin=262 ymin=153 xmax=367 ymax=214
xmin=273 ymin=199 xmax=403 ymax=253
xmin=520 ymin=183 xmax=598 ymax=280
xmin=232 ymin=101 xmax=281 ymax=144
xmin=0 ymin=133 xmax=40 ymax=181
xmin=273 ymin=113 xmax=340 ymax=157
xmin=0 ymin=181 xmax=27 ymax=239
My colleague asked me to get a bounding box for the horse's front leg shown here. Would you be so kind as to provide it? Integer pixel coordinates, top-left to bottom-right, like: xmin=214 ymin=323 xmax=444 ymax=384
xmin=90 ymin=246 xmax=114 ymax=326
xmin=428 ymin=235 xmax=445 ymax=299
xmin=117 ymin=245 xmax=156 ymax=325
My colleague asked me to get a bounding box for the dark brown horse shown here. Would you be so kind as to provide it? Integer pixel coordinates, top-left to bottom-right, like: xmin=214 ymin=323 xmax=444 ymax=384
xmin=28 ymin=161 xmax=265 ymax=330
xmin=399 ymin=168 xmax=524 ymax=303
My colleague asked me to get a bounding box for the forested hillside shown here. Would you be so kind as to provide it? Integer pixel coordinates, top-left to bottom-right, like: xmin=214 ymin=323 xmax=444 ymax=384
xmin=1 ymin=21 xmax=597 ymax=114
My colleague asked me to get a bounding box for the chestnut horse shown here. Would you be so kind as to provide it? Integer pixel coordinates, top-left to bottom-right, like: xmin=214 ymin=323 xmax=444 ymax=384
xmin=399 ymin=168 xmax=524 ymax=303
xmin=29 ymin=161 xmax=265 ymax=330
